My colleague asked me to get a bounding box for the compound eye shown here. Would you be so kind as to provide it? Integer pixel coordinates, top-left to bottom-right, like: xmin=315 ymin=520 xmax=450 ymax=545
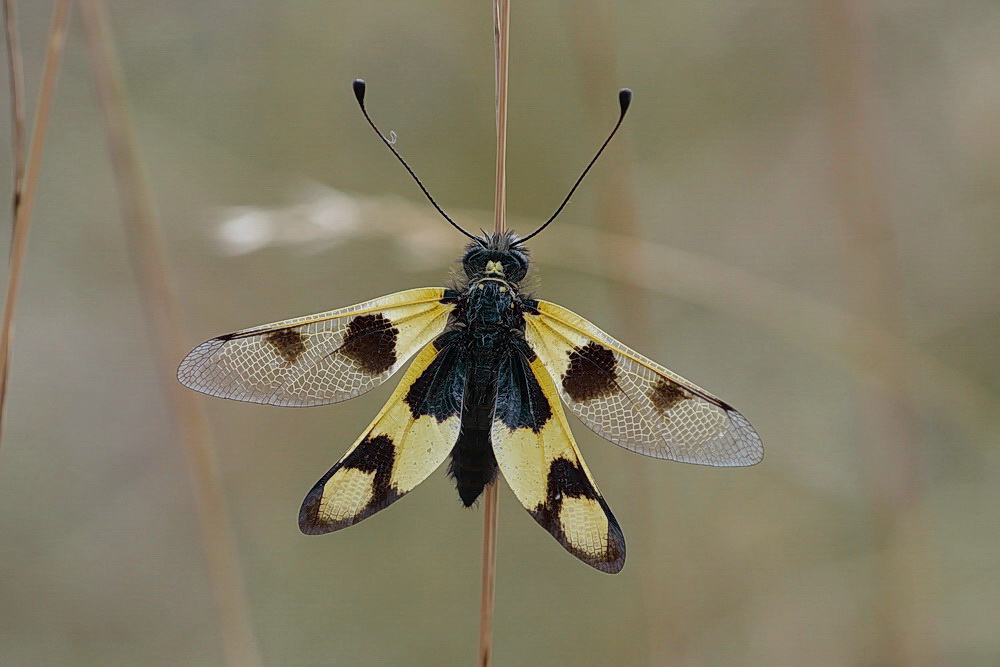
xmin=504 ymin=252 xmax=528 ymax=281
xmin=462 ymin=248 xmax=487 ymax=275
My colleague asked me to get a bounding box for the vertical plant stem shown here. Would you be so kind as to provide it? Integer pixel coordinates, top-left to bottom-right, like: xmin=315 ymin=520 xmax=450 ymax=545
xmin=3 ymin=0 xmax=26 ymax=226
xmin=77 ymin=2 xmax=261 ymax=665
xmin=562 ymin=3 xmax=669 ymax=662
xmin=815 ymin=0 xmax=932 ymax=663
xmin=0 ymin=0 xmax=73 ymax=447
xmin=562 ymin=0 xmax=645 ymax=344
xmin=478 ymin=482 xmax=499 ymax=666
xmin=492 ymin=0 xmax=509 ymax=235
xmin=480 ymin=2 xmax=509 ymax=665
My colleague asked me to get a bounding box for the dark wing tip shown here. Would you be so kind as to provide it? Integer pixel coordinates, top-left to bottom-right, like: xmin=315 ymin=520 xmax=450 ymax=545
xmin=597 ymin=498 xmax=627 ymax=574
xmin=298 ymin=481 xmax=342 ymax=535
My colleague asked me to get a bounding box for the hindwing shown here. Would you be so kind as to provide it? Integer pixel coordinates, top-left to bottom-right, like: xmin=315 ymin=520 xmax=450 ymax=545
xmin=178 ymin=288 xmax=454 ymax=407
xmin=299 ymin=333 xmax=467 ymax=533
xmin=492 ymin=346 xmax=626 ymax=574
xmin=524 ymin=300 xmax=763 ymax=466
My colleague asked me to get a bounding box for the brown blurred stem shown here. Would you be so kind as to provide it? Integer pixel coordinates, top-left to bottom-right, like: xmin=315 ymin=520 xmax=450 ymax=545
xmin=492 ymin=0 xmax=509 ymax=236
xmin=77 ymin=2 xmax=262 ymax=665
xmin=479 ymin=481 xmax=499 ymax=667
xmin=815 ymin=0 xmax=932 ymax=663
xmin=564 ymin=3 xmax=672 ymax=662
xmin=563 ymin=0 xmax=645 ymax=343
xmin=479 ymin=2 xmax=509 ymax=665
xmin=4 ymin=0 xmax=25 ymax=230
xmin=0 ymin=0 xmax=73 ymax=448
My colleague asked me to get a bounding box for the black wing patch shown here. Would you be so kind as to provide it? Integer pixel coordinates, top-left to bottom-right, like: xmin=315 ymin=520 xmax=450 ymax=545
xmin=524 ymin=300 xmax=763 ymax=466
xmin=178 ymin=288 xmax=454 ymax=407
xmin=492 ymin=345 xmax=626 ymax=573
xmin=340 ymin=313 xmax=398 ymax=375
xmin=299 ymin=335 xmax=467 ymax=534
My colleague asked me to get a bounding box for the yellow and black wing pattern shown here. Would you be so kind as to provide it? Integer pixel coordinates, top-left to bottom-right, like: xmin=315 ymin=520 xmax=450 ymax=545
xmin=299 ymin=333 xmax=467 ymax=533
xmin=177 ymin=288 xmax=453 ymax=407
xmin=492 ymin=348 xmax=626 ymax=574
xmin=524 ymin=300 xmax=763 ymax=467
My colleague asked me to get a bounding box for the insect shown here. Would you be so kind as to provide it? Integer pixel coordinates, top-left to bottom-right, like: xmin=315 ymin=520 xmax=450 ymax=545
xmin=178 ymin=80 xmax=763 ymax=573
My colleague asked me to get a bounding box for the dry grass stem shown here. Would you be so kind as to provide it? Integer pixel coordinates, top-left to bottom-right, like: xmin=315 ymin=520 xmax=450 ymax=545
xmin=77 ymin=2 xmax=261 ymax=664
xmin=3 ymin=0 xmax=26 ymax=225
xmin=816 ymin=1 xmax=931 ymax=661
xmin=0 ymin=0 xmax=73 ymax=447
xmin=492 ymin=0 xmax=509 ymax=235
xmin=478 ymin=482 xmax=500 ymax=667
xmin=563 ymin=0 xmax=645 ymax=342
xmin=480 ymin=1 xmax=509 ymax=664
xmin=562 ymin=1 xmax=670 ymax=660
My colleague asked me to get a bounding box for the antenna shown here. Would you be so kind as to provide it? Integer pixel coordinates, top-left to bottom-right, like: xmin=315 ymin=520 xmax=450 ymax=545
xmin=352 ymin=79 xmax=479 ymax=242
xmin=516 ymin=88 xmax=632 ymax=245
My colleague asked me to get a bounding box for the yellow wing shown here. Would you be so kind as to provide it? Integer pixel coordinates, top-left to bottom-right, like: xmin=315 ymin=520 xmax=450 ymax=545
xmin=524 ymin=300 xmax=763 ymax=467
xmin=492 ymin=348 xmax=625 ymax=574
xmin=299 ymin=334 xmax=466 ymax=533
xmin=178 ymin=288 xmax=454 ymax=407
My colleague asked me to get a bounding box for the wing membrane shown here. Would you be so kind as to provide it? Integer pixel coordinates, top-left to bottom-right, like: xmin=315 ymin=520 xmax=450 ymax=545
xmin=299 ymin=334 xmax=466 ymax=533
xmin=178 ymin=288 xmax=453 ymax=407
xmin=524 ymin=300 xmax=763 ymax=466
xmin=492 ymin=346 xmax=625 ymax=574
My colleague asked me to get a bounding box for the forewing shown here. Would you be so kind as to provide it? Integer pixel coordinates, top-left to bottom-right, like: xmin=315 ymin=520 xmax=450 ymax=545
xmin=491 ymin=346 xmax=625 ymax=574
xmin=524 ymin=300 xmax=763 ymax=466
xmin=178 ymin=288 xmax=454 ymax=407
xmin=299 ymin=333 xmax=466 ymax=533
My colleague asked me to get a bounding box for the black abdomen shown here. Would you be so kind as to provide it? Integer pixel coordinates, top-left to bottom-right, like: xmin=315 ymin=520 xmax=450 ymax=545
xmin=447 ymin=329 xmax=503 ymax=506
xmin=448 ymin=425 xmax=498 ymax=506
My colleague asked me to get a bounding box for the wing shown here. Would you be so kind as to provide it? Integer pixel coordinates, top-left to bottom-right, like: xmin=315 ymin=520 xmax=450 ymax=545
xmin=523 ymin=300 xmax=763 ymax=467
xmin=492 ymin=344 xmax=626 ymax=574
xmin=299 ymin=332 xmax=467 ymax=533
xmin=178 ymin=288 xmax=454 ymax=407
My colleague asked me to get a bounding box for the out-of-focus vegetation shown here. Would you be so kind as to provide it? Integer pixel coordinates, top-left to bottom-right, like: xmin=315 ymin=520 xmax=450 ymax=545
xmin=1 ymin=1 xmax=998 ymax=664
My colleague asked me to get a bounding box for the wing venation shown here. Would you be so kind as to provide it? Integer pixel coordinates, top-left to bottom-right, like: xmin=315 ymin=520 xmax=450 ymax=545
xmin=492 ymin=346 xmax=625 ymax=574
xmin=524 ymin=300 xmax=763 ymax=466
xmin=178 ymin=288 xmax=454 ymax=407
xmin=299 ymin=335 xmax=466 ymax=533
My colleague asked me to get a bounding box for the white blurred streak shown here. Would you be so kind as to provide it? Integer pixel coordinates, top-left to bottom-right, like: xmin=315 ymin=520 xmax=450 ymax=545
xmin=214 ymin=183 xmax=362 ymax=256
xmin=212 ymin=182 xmax=470 ymax=272
xmin=217 ymin=208 xmax=274 ymax=255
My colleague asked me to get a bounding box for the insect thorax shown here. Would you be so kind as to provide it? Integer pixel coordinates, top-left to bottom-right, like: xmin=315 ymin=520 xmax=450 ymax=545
xmin=460 ymin=232 xmax=530 ymax=284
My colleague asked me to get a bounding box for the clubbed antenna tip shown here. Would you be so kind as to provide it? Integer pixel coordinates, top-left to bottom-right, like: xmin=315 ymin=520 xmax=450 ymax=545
xmin=349 ymin=78 xmax=478 ymax=242
xmin=619 ymin=88 xmax=632 ymax=114
xmin=516 ymin=87 xmax=634 ymax=245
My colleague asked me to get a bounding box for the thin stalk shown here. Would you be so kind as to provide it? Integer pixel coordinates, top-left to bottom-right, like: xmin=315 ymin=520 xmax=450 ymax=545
xmin=815 ymin=1 xmax=931 ymax=662
xmin=492 ymin=0 xmax=509 ymax=235
xmin=562 ymin=0 xmax=644 ymax=344
xmin=478 ymin=482 xmax=499 ymax=666
xmin=480 ymin=1 xmax=509 ymax=665
xmin=77 ymin=2 xmax=261 ymax=665
xmin=562 ymin=2 xmax=669 ymax=662
xmin=4 ymin=0 xmax=25 ymax=226
xmin=0 ymin=0 xmax=74 ymax=447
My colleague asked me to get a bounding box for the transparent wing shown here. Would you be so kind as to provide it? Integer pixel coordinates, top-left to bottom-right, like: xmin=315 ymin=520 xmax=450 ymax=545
xmin=178 ymin=288 xmax=454 ymax=407
xmin=524 ymin=300 xmax=763 ymax=466
xmin=492 ymin=347 xmax=625 ymax=574
xmin=299 ymin=334 xmax=466 ymax=533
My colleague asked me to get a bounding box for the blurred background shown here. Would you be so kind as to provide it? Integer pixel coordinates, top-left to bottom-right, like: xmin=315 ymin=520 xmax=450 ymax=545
xmin=0 ymin=1 xmax=998 ymax=664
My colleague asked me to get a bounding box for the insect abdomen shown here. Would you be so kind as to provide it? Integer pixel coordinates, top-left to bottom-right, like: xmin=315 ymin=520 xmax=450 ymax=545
xmin=448 ymin=423 xmax=498 ymax=507
xmin=447 ymin=328 xmax=503 ymax=506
